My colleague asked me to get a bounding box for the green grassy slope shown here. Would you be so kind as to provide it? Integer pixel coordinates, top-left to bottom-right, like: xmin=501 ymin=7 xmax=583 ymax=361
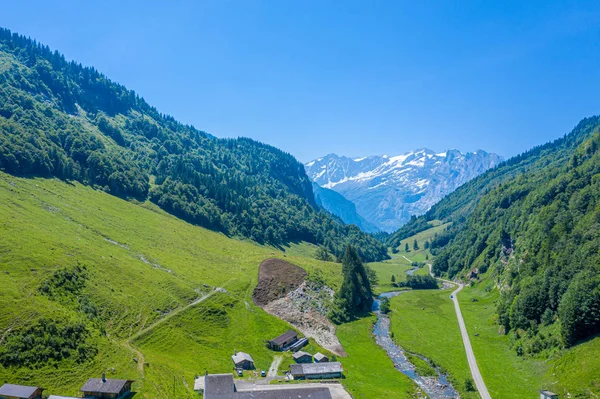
xmin=367 ymin=254 xmax=413 ymax=293
xmin=336 ymin=317 xmax=418 ymax=398
xmin=384 ymin=225 xmax=600 ymax=398
xmin=545 ymin=335 xmax=600 ymax=398
xmin=369 ymin=222 xmax=448 ymax=293
xmin=457 ymin=285 xmax=548 ymax=398
xmin=388 ymin=289 xmax=478 ymax=399
xmin=393 ymin=221 xmax=449 ymax=263
xmin=0 ymin=172 xmax=417 ymax=398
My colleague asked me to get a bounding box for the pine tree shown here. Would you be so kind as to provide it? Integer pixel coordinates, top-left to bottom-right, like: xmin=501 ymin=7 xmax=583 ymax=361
xmin=413 ymin=239 xmax=419 ymax=250
xmin=405 ymin=242 xmax=409 ymax=252
xmin=330 ymin=245 xmax=374 ymax=323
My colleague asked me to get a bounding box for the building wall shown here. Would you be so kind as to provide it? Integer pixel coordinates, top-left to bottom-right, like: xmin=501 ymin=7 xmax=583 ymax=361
xmin=305 ymin=372 xmax=342 ymax=380
xmin=82 ymin=391 xmax=118 ymax=398
xmin=235 ymin=360 xmax=255 ymax=370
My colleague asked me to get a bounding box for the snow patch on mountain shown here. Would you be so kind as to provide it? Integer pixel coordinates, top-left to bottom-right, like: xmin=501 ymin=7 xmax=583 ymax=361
xmin=306 ymin=149 xmax=503 ymax=232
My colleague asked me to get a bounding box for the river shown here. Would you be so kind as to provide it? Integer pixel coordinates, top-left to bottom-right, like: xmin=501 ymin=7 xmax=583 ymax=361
xmin=372 ymin=291 xmax=459 ymax=398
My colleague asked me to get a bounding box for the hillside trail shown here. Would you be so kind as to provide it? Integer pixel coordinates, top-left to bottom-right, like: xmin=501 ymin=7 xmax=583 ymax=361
xmin=128 ymin=288 xmax=223 ymax=342
xmin=121 ymin=340 xmax=145 ymax=376
xmin=122 ymin=287 xmax=225 ymax=377
xmin=427 ymin=263 xmax=492 ymax=399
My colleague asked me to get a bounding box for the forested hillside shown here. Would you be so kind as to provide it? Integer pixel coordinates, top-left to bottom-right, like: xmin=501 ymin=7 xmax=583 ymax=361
xmin=390 ymin=115 xmax=600 ymax=357
xmin=0 ymin=27 xmax=387 ymax=262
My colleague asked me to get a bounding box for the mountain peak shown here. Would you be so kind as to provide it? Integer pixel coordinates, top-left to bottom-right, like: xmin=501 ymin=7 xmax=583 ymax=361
xmin=305 ymin=149 xmax=503 ymax=231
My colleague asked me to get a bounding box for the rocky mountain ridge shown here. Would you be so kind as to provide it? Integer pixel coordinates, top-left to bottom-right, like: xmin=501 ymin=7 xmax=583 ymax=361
xmin=306 ymin=149 xmax=503 ymax=231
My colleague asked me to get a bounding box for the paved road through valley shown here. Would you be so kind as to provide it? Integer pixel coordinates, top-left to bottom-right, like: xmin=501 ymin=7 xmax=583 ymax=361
xmin=428 ymin=264 xmax=492 ymax=398
xmin=450 ymin=283 xmax=492 ymax=399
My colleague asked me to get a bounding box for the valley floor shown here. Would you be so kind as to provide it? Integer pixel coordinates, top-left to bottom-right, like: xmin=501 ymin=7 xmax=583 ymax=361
xmin=2 ymin=173 xmax=599 ymax=398
xmin=0 ymin=173 xmax=421 ymax=398
xmin=371 ymin=223 xmax=600 ymax=399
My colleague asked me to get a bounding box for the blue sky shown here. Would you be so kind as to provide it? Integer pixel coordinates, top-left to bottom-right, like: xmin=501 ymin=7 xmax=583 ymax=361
xmin=3 ymin=1 xmax=600 ymax=161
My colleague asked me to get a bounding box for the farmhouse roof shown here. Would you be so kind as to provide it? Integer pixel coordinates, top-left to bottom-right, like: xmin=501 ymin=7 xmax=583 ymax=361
xmin=232 ymin=352 xmax=254 ymax=364
xmin=205 ymin=373 xmax=235 ymax=396
xmin=80 ymin=378 xmax=132 ymax=394
xmin=269 ymin=330 xmax=297 ymax=346
xmin=292 ymin=351 xmax=312 ymax=359
xmin=290 ymin=362 xmax=342 ymax=375
xmin=540 ymin=391 xmax=558 ymax=396
xmin=314 ymin=352 xmax=328 ymax=361
xmin=0 ymin=384 xmax=42 ymax=398
xmin=202 ymin=373 xmax=332 ymax=399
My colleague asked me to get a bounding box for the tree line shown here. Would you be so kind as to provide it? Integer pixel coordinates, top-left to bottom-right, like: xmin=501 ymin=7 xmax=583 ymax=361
xmin=0 ymin=27 xmax=388 ymax=262
xmin=416 ymin=115 xmax=600 ymax=354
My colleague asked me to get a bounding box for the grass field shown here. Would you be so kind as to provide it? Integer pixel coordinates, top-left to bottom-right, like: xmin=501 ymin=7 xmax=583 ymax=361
xmin=336 ymin=316 xmax=419 ymax=398
xmin=0 ymin=173 xmax=421 ymax=398
xmin=367 ymin=253 xmax=413 ymax=293
xmin=544 ymin=334 xmax=600 ymax=397
xmin=458 ymin=284 xmax=552 ymax=399
xmin=388 ymin=288 xmax=479 ymax=399
xmin=368 ymin=221 xmax=447 ymax=293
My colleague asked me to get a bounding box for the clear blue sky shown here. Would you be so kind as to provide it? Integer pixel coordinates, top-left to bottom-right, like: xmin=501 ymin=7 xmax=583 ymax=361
xmin=3 ymin=1 xmax=600 ymax=161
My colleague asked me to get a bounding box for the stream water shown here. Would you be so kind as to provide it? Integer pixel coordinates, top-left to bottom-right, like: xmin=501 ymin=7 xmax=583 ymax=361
xmin=372 ymin=291 xmax=459 ymax=398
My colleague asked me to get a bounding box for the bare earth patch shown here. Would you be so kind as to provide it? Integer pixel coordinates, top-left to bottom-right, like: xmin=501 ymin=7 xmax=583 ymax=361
xmin=252 ymin=258 xmax=306 ymax=306
xmin=253 ymin=259 xmax=346 ymax=356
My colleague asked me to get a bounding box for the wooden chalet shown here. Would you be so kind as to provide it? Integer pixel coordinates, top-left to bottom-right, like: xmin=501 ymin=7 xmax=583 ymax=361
xmin=80 ymin=374 xmax=134 ymax=399
xmin=267 ymin=330 xmax=298 ymax=351
xmin=231 ymin=351 xmax=255 ymax=370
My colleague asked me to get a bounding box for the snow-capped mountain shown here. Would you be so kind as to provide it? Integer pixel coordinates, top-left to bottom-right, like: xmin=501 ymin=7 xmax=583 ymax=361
xmin=305 ymin=149 xmax=503 ymax=232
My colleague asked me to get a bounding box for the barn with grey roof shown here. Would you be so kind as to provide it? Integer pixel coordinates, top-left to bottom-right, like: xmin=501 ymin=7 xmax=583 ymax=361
xmin=203 ymin=373 xmax=331 ymax=399
xmin=0 ymin=384 xmax=44 ymax=399
xmin=292 ymin=351 xmax=312 ymax=363
xmin=289 ymin=362 xmax=343 ymax=379
xmin=313 ymin=352 xmax=329 ymax=363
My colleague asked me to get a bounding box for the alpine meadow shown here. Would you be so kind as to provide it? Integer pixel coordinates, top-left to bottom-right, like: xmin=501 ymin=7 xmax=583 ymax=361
xmin=2 ymin=3 xmax=600 ymax=399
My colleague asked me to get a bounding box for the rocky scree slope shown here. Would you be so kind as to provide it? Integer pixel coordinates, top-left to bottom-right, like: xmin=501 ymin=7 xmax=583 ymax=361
xmin=252 ymin=258 xmax=344 ymax=355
